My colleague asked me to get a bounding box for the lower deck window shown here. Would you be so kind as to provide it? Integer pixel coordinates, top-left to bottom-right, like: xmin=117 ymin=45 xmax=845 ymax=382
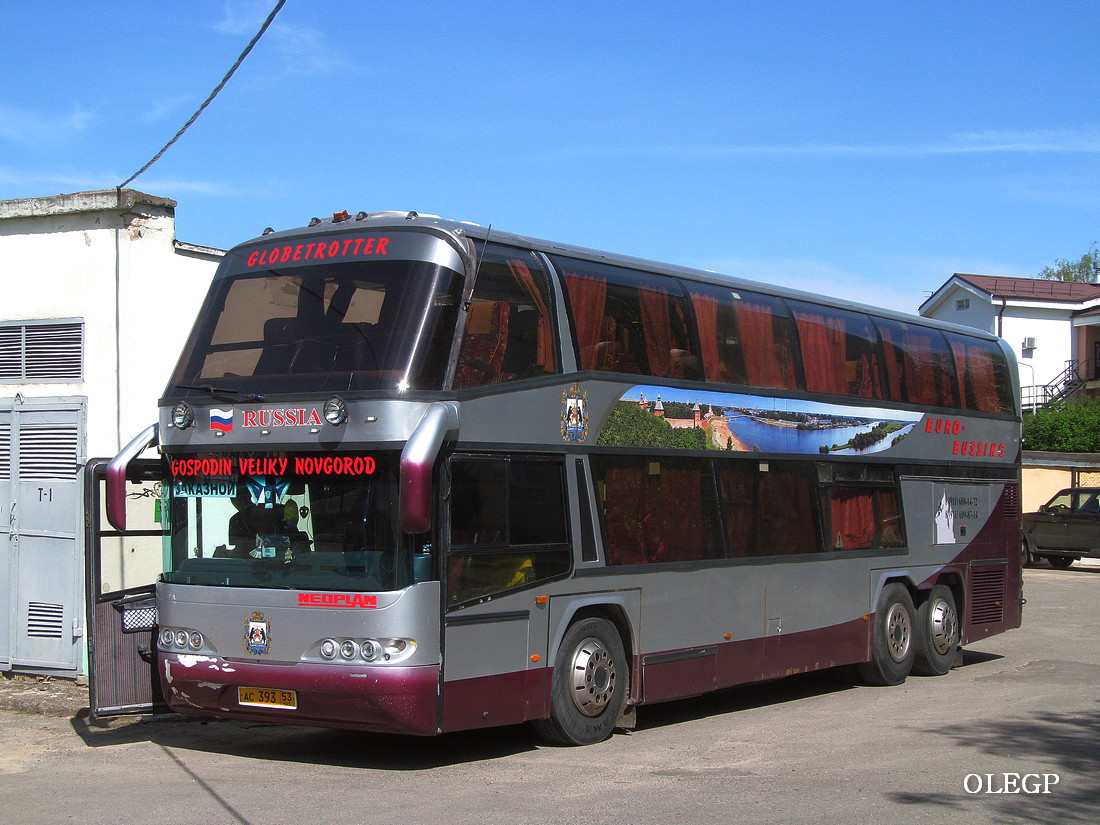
xmin=717 ymin=462 xmax=821 ymax=557
xmin=593 ymin=455 xmax=905 ymax=564
xmin=595 ymin=456 xmax=723 ymax=564
xmin=447 ymin=457 xmax=571 ymax=605
xmin=822 ymin=486 xmax=905 ymax=550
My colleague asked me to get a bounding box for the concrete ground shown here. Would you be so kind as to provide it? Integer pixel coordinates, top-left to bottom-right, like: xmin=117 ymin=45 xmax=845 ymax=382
xmin=0 ymin=672 xmax=88 ymax=717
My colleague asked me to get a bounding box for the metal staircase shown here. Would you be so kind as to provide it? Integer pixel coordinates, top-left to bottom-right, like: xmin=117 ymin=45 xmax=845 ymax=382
xmin=1021 ymin=359 xmax=1086 ymax=410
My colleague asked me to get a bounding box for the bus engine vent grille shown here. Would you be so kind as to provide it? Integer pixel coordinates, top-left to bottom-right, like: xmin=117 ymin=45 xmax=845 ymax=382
xmin=970 ymin=568 xmax=1006 ymax=625
xmin=27 ymin=601 xmax=64 ymax=638
xmin=1002 ymin=484 xmax=1020 ymax=520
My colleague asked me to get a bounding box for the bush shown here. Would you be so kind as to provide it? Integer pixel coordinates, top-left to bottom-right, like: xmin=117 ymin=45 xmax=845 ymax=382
xmin=1023 ymin=398 xmax=1100 ymax=452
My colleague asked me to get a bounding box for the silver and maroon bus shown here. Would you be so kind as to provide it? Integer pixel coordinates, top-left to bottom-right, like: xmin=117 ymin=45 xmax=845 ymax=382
xmin=89 ymin=210 xmax=1021 ymax=745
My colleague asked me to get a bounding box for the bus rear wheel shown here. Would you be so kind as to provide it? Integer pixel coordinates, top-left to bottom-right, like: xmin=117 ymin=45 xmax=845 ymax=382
xmin=533 ymin=617 xmax=627 ymax=746
xmin=858 ymin=584 xmax=916 ymax=686
xmin=912 ymin=584 xmax=958 ymax=676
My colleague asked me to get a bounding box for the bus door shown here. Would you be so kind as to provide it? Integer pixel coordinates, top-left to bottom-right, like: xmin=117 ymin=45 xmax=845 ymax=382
xmin=85 ymin=458 xmax=171 ymax=716
xmin=440 ymin=455 xmax=572 ymax=730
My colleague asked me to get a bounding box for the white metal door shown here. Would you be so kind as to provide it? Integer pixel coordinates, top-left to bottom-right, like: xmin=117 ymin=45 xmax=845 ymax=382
xmin=1 ymin=401 xmax=85 ymax=672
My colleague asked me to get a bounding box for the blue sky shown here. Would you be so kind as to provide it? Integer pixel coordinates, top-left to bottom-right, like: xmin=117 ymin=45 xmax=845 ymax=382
xmin=3 ymin=1 xmax=1099 ymax=313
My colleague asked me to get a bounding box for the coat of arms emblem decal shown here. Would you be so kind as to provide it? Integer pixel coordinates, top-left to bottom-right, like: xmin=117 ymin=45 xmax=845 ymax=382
xmin=244 ymin=611 xmax=272 ymax=655
xmin=561 ymin=383 xmax=589 ymax=442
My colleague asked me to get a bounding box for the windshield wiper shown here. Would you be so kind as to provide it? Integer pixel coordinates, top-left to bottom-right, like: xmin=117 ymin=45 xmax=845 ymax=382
xmin=175 ymin=384 xmax=266 ymax=402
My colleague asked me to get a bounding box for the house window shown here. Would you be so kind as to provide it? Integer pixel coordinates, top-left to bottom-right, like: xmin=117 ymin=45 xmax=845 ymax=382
xmin=0 ymin=320 xmax=84 ymax=382
xmin=955 ymin=299 xmax=970 ymax=311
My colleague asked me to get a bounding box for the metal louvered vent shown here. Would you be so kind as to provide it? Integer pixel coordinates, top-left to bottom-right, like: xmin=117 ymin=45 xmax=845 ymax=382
xmin=0 ymin=327 xmax=20 ymax=380
xmin=0 ymin=423 xmax=9 ymax=480
xmin=0 ymin=322 xmax=83 ymax=381
xmin=18 ymin=426 xmax=79 ymax=480
xmin=1002 ymin=484 xmax=1020 ymax=520
xmin=970 ymin=567 xmax=1006 ymax=624
xmin=27 ymin=602 xmax=65 ymax=638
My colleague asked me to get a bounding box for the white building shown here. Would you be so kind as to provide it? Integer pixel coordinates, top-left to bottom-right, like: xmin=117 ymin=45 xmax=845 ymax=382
xmin=920 ymin=273 xmax=1100 ymax=409
xmin=0 ymin=189 xmax=221 ymax=677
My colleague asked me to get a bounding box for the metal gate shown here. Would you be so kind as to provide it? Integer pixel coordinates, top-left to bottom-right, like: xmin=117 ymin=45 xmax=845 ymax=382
xmin=0 ymin=399 xmax=86 ymax=673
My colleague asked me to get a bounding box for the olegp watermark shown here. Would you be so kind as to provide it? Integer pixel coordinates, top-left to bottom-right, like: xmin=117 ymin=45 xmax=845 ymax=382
xmin=964 ymin=773 xmax=1060 ymax=794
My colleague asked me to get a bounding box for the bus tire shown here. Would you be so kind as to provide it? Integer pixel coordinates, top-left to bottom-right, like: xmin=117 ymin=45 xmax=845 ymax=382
xmin=912 ymin=585 xmax=958 ymax=676
xmin=857 ymin=584 xmax=916 ymax=686
xmin=533 ymin=617 xmax=627 ymax=746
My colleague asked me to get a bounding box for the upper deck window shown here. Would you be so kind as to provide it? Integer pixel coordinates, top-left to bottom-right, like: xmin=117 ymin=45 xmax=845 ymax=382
xmin=685 ymin=284 xmax=800 ymax=390
xmin=875 ymin=318 xmax=959 ymax=409
xmin=944 ymin=332 xmax=1015 ymax=415
xmin=787 ymin=300 xmax=884 ymax=399
xmin=555 ymin=256 xmax=700 ymax=380
xmin=455 ymin=245 xmax=559 ymax=388
xmin=167 ymin=233 xmax=465 ymax=395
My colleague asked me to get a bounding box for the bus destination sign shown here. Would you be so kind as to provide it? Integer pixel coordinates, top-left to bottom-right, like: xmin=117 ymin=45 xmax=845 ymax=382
xmin=169 ymin=455 xmax=377 ymax=478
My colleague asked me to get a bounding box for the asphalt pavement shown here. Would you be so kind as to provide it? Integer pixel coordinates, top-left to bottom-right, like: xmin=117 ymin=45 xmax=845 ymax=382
xmin=1 ymin=556 xmax=1095 ymax=720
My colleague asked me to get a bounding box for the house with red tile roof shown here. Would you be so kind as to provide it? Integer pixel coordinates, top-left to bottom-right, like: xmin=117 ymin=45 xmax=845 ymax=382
xmin=920 ymin=273 xmax=1100 ymax=409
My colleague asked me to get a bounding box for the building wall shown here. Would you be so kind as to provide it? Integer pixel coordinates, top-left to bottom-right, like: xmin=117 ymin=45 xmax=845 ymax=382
xmin=0 ymin=191 xmax=221 ymax=457
xmin=925 ymin=283 xmax=997 ymax=333
xmin=1022 ymin=467 xmax=1073 ymax=512
xmin=0 ymin=191 xmax=221 ymax=676
xmin=998 ymin=307 xmax=1075 ymax=390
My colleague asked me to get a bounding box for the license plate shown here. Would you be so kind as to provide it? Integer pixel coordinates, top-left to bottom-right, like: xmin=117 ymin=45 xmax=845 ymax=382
xmin=237 ymin=687 xmax=297 ymax=709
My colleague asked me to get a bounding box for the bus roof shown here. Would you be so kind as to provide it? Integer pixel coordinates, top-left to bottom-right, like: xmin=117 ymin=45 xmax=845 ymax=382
xmin=235 ymin=210 xmax=1007 ymax=347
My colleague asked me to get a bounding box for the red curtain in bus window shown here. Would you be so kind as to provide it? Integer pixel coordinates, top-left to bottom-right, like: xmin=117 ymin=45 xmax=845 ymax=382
xmin=756 ymin=466 xmax=819 ymax=555
xmin=650 ymin=466 xmax=715 ymax=562
xmin=562 ymin=272 xmax=607 ymax=370
xmin=639 ymin=286 xmax=674 ymax=378
xmin=601 ymin=464 xmax=648 ymax=565
xmin=947 ymin=336 xmax=1003 ymax=413
xmin=827 ymin=489 xmax=875 ymax=550
xmin=456 ymin=301 xmax=511 ymax=386
xmin=736 ymin=299 xmax=797 ymax=389
xmin=794 ymin=309 xmax=847 ymax=395
xmin=508 ymin=258 xmax=555 ymax=370
xmin=877 ymin=489 xmax=905 ymax=547
xmin=877 ymin=323 xmax=904 ymax=402
xmin=717 ymin=465 xmax=755 ymax=558
xmin=903 ymin=330 xmax=938 ymax=406
xmin=688 ymin=291 xmax=723 ymax=382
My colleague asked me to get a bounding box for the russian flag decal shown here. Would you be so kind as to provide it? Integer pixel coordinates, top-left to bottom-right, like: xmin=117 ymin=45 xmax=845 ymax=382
xmin=209 ymin=408 xmax=234 ymax=433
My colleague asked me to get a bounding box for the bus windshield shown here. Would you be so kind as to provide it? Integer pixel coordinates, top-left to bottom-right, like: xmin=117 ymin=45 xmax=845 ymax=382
xmin=167 ymin=256 xmax=465 ymax=395
xmin=162 ymin=452 xmax=431 ymax=591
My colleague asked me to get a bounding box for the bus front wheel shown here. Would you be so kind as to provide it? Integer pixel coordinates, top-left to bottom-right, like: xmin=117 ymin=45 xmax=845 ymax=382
xmin=912 ymin=585 xmax=958 ymax=676
xmin=533 ymin=617 xmax=627 ymax=746
xmin=858 ymin=584 xmax=916 ymax=686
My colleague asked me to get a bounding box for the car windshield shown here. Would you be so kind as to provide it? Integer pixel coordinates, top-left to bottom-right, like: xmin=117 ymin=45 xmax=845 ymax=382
xmin=167 ymin=232 xmax=466 ymax=396
xmin=162 ymin=452 xmax=433 ymax=591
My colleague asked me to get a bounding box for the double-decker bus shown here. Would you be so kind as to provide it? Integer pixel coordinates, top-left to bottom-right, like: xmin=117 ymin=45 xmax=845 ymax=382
xmin=89 ymin=210 xmax=1021 ymax=745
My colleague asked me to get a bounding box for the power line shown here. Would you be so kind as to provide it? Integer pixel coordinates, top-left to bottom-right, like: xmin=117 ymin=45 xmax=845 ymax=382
xmin=119 ymin=0 xmax=287 ymax=190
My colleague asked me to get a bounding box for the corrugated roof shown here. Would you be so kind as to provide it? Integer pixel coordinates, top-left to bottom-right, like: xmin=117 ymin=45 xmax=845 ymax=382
xmin=956 ymin=273 xmax=1100 ymax=302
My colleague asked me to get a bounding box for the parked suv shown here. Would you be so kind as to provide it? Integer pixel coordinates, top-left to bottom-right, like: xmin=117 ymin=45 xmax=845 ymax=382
xmin=1021 ymin=487 xmax=1100 ymax=568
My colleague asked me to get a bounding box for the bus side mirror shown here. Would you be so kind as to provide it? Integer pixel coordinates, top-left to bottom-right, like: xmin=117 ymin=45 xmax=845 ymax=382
xmin=106 ymin=424 xmax=159 ymax=531
xmin=400 ymin=402 xmax=460 ymax=534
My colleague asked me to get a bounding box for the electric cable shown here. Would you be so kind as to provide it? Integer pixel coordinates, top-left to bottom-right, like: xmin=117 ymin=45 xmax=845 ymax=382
xmin=119 ymin=0 xmax=287 ymax=189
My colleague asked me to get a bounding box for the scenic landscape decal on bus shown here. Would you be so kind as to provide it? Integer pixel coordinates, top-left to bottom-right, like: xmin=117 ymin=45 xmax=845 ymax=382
xmin=597 ymin=384 xmax=922 ymax=455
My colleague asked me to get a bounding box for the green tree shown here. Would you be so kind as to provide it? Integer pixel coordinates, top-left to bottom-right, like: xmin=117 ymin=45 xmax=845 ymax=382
xmin=1038 ymin=244 xmax=1099 ymax=282
xmin=1022 ymin=398 xmax=1100 ymax=452
xmin=597 ymin=401 xmax=709 ymax=450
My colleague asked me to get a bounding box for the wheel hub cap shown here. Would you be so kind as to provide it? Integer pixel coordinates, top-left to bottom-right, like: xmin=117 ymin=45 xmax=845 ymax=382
xmin=570 ymin=637 xmax=617 ymax=717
